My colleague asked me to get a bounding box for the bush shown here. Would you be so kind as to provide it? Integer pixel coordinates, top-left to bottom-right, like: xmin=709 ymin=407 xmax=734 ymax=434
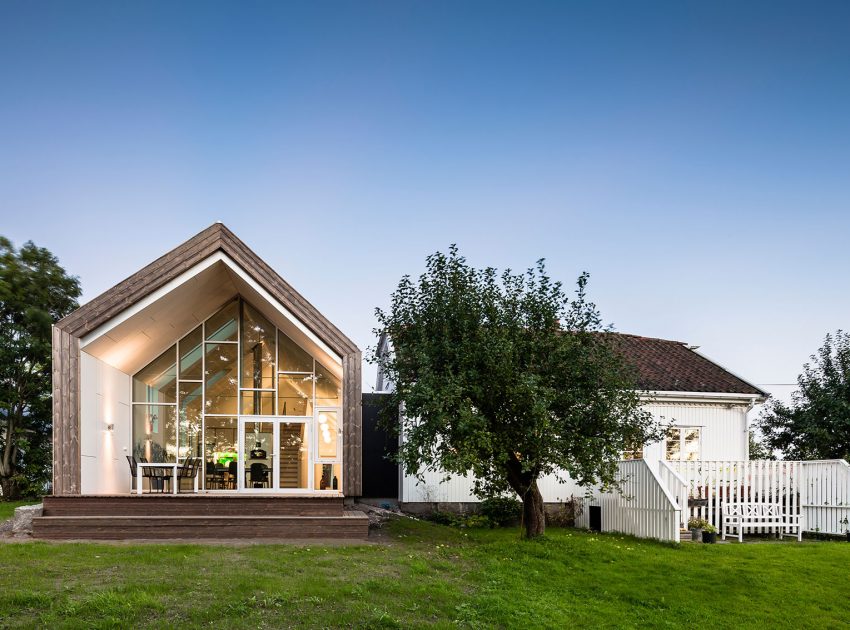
xmin=688 ymin=517 xmax=710 ymax=530
xmin=547 ymin=497 xmax=582 ymax=528
xmin=480 ymin=496 xmax=522 ymax=527
xmin=426 ymin=511 xmax=491 ymax=529
xmin=428 ymin=511 xmax=455 ymax=526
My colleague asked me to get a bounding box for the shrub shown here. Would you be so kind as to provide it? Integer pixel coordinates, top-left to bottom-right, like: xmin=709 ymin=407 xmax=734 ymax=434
xmin=428 ymin=511 xmax=455 ymax=526
xmin=480 ymin=496 xmax=522 ymax=527
xmin=547 ymin=497 xmax=582 ymax=528
xmin=426 ymin=510 xmax=491 ymax=529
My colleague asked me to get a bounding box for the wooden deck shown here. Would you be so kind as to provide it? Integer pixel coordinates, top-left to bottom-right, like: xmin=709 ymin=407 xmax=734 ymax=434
xmin=32 ymin=495 xmax=369 ymax=540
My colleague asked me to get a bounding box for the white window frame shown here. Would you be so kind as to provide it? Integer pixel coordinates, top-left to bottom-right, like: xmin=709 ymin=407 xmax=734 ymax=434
xmin=664 ymin=426 xmax=702 ymax=462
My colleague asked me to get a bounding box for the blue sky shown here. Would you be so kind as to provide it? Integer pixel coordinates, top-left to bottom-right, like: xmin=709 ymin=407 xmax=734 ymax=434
xmin=2 ymin=1 xmax=849 ymax=395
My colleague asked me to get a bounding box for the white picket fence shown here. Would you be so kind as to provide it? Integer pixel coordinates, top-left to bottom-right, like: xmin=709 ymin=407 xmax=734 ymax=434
xmin=671 ymin=459 xmax=850 ymax=536
xmin=576 ymin=459 xmax=682 ymax=543
xmin=797 ymin=460 xmax=850 ymax=535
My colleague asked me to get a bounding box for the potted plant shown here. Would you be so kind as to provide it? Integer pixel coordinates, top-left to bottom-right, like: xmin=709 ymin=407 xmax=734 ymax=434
xmin=840 ymin=517 xmax=849 ymax=542
xmin=688 ymin=517 xmax=707 ymax=542
xmin=702 ymin=523 xmax=718 ymax=544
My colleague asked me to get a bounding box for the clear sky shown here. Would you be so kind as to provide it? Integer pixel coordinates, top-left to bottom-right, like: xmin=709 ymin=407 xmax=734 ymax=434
xmin=2 ymin=1 xmax=849 ymax=396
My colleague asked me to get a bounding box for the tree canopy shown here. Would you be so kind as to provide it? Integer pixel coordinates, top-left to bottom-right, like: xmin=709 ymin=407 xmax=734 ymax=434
xmin=372 ymin=246 xmax=661 ymax=537
xmin=758 ymin=331 xmax=850 ymax=461
xmin=0 ymin=237 xmax=80 ymax=499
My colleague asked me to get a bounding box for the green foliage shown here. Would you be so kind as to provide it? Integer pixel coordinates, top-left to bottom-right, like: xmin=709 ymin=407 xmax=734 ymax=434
xmin=372 ymin=245 xmax=661 ymax=536
xmin=688 ymin=517 xmax=710 ymax=529
xmin=427 ymin=510 xmax=491 ymax=529
xmin=0 ymin=237 xmax=80 ymax=498
xmin=758 ymin=331 xmax=850 ymax=460
xmin=479 ymin=496 xmax=522 ymax=527
xmin=748 ymin=431 xmax=775 ymax=460
xmin=703 ymin=523 xmax=717 ymax=534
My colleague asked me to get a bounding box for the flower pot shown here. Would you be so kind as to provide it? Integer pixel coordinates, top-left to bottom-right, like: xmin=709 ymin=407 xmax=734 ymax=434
xmin=688 ymin=498 xmax=709 ymax=508
xmin=689 ymin=528 xmax=703 ymax=542
xmin=702 ymin=531 xmax=717 ymax=544
xmin=845 ymin=531 xmax=850 ymax=543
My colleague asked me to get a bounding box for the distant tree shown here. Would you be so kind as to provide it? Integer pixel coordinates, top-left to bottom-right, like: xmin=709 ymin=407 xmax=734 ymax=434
xmin=372 ymin=246 xmax=661 ymax=538
xmin=758 ymin=331 xmax=850 ymax=461
xmin=748 ymin=430 xmax=775 ymax=460
xmin=0 ymin=238 xmax=80 ymax=499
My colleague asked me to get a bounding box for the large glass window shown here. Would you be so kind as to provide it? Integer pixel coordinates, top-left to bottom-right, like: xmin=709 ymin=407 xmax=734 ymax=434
xmin=316 ymin=410 xmax=339 ymax=459
xmin=131 ymin=297 xmax=343 ymax=492
xmin=133 ymin=346 xmax=177 ymax=403
xmin=279 ymin=333 xmax=313 ymax=373
xmin=314 ymin=463 xmax=341 ymax=491
xmin=241 ymin=302 xmax=276 ymax=390
xmin=315 ymin=363 xmax=340 ymax=407
xmin=241 ymin=390 xmax=275 ymax=415
xmin=178 ymin=382 xmax=202 ymax=459
xmin=204 ymin=416 xmax=238 ymax=489
xmin=133 ymin=404 xmax=177 ymax=462
xmin=205 ymin=343 xmax=238 ymax=415
xmin=278 ymin=374 xmax=313 ymax=416
xmin=206 ymin=300 xmax=238 ymax=342
xmin=179 ymin=326 xmax=203 ymax=381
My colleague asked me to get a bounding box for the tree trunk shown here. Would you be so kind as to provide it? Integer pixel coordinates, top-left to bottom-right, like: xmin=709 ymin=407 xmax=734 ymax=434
xmin=0 ymin=477 xmax=19 ymax=501
xmin=521 ymin=480 xmax=546 ymax=538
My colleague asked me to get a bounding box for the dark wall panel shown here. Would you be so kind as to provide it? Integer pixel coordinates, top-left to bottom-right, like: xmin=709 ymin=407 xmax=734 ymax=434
xmin=360 ymin=393 xmax=400 ymax=499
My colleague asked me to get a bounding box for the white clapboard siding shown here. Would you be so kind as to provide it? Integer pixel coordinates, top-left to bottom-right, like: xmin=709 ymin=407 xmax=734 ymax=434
xmin=672 ymin=459 xmax=850 ymax=536
xmin=574 ymin=460 xmax=681 ymax=542
xmin=401 ymin=469 xmax=585 ymax=504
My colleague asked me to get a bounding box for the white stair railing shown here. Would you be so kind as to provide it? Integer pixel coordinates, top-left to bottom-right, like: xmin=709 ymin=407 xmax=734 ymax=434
xmin=577 ymin=460 xmax=681 ymax=543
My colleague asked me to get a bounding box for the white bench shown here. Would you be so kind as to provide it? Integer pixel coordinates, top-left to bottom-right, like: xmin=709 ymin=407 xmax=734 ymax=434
xmin=722 ymin=503 xmax=801 ymax=542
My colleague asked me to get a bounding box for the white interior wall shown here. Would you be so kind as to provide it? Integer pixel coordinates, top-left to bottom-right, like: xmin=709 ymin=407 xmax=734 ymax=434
xmin=401 ymin=399 xmax=750 ymax=503
xmin=80 ymin=350 xmax=132 ymax=494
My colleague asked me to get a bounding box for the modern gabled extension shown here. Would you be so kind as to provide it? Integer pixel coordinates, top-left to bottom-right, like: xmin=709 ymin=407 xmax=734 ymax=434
xmin=50 ymin=223 xmax=362 ymax=502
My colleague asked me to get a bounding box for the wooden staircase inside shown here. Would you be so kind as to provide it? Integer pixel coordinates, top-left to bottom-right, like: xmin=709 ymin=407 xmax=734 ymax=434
xmin=32 ymin=495 xmax=369 ymax=541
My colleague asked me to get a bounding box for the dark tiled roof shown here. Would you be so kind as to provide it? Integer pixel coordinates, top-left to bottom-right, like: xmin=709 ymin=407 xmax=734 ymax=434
xmin=608 ymin=333 xmax=767 ymax=397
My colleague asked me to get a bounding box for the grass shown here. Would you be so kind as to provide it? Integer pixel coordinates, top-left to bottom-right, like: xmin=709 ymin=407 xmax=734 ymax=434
xmin=0 ymin=519 xmax=847 ymax=628
xmin=0 ymin=500 xmax=39 ymax=522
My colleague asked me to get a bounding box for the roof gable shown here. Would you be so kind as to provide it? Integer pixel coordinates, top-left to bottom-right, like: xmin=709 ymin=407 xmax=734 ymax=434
xmin=57 ymin=223 xmax=358 ymax=358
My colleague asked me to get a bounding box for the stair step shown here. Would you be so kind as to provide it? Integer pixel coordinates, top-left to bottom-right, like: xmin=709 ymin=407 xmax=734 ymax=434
xmin=32 ymin=512 xmax=369 ymax=540
xmin=42 ymin=495 xmax=345 ymax=517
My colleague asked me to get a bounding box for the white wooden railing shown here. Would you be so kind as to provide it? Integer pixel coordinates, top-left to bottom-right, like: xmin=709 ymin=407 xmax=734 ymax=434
xmin=576 ymin=459 xmax=681 ymax=543
xmin=657 ymin=459 xmax=688 ymax=527
xmin=671 ymin=459 xmax=850 ymax=537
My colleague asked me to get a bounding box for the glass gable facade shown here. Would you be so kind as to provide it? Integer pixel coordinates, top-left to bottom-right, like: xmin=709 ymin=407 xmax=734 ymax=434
xmin=131 ymin=297 xmax=342 ymax=491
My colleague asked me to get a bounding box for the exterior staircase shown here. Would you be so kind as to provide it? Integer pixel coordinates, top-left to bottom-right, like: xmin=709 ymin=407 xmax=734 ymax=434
xmin=32 ymin=494 xmax=369 ymax=540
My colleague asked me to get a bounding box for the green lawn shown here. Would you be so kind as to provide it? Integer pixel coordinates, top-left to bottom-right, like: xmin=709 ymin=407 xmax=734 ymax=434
xmin=0 ymin=518 xmax=847 ymax=628
xmin=0 ymin=500 xmax=39 ymax=522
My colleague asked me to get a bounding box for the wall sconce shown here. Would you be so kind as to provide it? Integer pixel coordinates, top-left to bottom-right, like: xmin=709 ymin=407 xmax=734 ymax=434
xmin=106 ymin=423 xmax=115 ymax=432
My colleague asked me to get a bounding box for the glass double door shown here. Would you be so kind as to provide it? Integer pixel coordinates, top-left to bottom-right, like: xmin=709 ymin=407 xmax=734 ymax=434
xmin=239 ymin=418 xmax=309 ymax=491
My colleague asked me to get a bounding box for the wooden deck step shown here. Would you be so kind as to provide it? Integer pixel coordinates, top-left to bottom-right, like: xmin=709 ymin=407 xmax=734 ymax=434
xmin=32 ymin=511 xmax=369 ymax=540
xmin=42 ymin=494 xmax=345 ymax=517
